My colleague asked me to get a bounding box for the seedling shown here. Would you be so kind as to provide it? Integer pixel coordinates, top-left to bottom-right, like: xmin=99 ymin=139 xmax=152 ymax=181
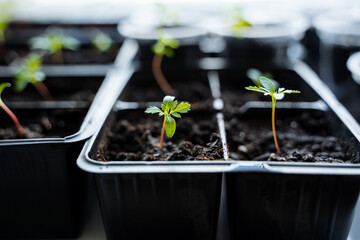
xmin=15 ymin=53 xmax=53 ymax=101
xmin=247 ymin=68 xmax=279 ymax=89
xmin=151 ymin=30 xmax=179 ymax=96
xmin=0 ymin=0 xmax=13 ymax=44
xmin=0 ymin=83 xmax=22 ymax=137
xmin=245 ymin=76 xmax=300 ymax=155
xmin=227 ymin=7 xmax=251 ymax=37
xmin=91 ymin=29 xmax=113 ymax=53
xmin=145 ymin=95 xmax=191 ymax=151
xmin=29 ymin=28 xmax=80 ymax=64
xmin=156 ymin=3 xmax=179 ymax=27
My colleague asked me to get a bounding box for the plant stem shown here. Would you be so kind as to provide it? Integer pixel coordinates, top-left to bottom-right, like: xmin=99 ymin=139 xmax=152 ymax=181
xmin=0 ymin=101 xmax=22 ymax=138
xmin=272 ymin=98 xmax=281 ymax=155
xmin=152 ymin=53 xmax=175 ymax=96
xmin=52 ymin=50 xmax=63 ymax=65
xmin=33 ymin=81 xmax=53 ymax=101
xmin=160 ymin=118 xmax=166 ymax=151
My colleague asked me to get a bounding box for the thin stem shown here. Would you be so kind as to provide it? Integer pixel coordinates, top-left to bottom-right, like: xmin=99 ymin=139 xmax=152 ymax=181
xmin=33 ymin=81 xmax=53 ymax=101
xmin=0 ymin=101 xmax=23 ymax=138
xmin=152 ymin=53 xmax=175 ymax=96
xmin=160 ymin=118 xmax=166 ymax=151
xmin=52 ymin=50 xmax=63 ymax=65
xmin=272 ymin=98 xmax=281 ymax=156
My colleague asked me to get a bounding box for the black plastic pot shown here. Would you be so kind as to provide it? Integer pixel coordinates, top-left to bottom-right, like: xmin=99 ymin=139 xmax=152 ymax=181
xmin=314 ymin=9 xmax=360 ymax=115
xmin=0 ymin=39 xmax=138 ymax=238
xmin=118 ymin=5 xmax=208 ymax=62
xmin=204 ymin=8 xmax=309 ymax=61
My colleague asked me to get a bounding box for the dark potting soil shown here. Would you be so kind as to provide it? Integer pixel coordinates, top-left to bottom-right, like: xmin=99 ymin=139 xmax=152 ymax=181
xmin=97 ymin=110 xmax=224 ymax=161
xmin=0 ymin=108 xmax=87 ymax=139
xmin=226 ymin=109 xmax=359 ymax=163
xmin=118 ymin=70 xmax=212 ymax=104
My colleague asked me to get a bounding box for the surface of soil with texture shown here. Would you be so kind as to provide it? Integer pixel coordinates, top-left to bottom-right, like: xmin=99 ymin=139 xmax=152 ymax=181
xmin=226 ymin=109 xmax=358 ymax=163
xmin=0 ymin=108 xmax=87 ymax=139
xmin=97 ymin=109 xmax=224 ymax=161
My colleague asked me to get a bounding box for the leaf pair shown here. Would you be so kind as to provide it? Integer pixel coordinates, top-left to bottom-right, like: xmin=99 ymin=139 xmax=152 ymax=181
xmin=246 ymin=76 xmax=300 ymax=101
xmin=145 ymin=95 xmax=191 ymax=138
xmin=15 ymin=53 xmax=45 ymax=92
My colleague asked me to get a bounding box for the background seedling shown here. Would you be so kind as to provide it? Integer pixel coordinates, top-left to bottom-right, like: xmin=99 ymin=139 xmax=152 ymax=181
xmin=151 ymin=30 xmax=179 ymax=96
xmin=145 ymin=95 xmax=191 ymax=151
xmin=91 ymin=29 xmax=113 ymax=53
xmin=29 ymin=28 xmax=80 ymax=64
xmin=156 ymin=3 xmax=179 ymax=27
xmin=245 ymin=76 xmax=300 ymax=155
xmin=0 ymin=83 xmax=22 ymax=137
xmin=15 ymin=53 xmax=53 ymax=101
xmin=0 ymin=0 xmax=13 ymax=45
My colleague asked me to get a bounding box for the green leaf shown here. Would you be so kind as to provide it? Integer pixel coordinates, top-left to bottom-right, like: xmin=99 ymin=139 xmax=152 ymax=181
xmin=171 ymin=113 xmax=181 ymax=118
xmin=259 ymin=76 xmax=275 ymax=93
xmin=163 ymin=95 xmax=175 ymax=105
xmin=0 ymin=82 xmax=10 ymax=97
xmin=145 ymin=106 xmax=163 ymax=114
xmin=279 ymin=89 xmax=301 ymax=94
xmin=165 ymin=116 xmax=176 ymax=138
xmin=245 ymin=86 xmax=267 ymax=94
xmin=173 ymin=102 xmax=191 ymax=113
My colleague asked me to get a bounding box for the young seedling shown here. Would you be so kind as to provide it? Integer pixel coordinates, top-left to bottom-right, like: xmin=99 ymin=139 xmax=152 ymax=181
xmin=29 ymin=28 xmax=80 ymax=64
xmin=91 ymin=29 xmax=113 ymax=53
xmin=151 ymin=30 xmax=179 ymax=96
xmin=15 ymin=53 xmax=53 ymax=101
xmin=227 ymin=7 xmax=251 ymax=37
xmin=145 ymin=95 xmax=191 ymax=151
xmin=245 ymin=76 xmax=300 ymax=155
xmin=0 ymin=83 xmax=22 ymax=137
xmin=0 ymin=0 xmax=13 ymax=45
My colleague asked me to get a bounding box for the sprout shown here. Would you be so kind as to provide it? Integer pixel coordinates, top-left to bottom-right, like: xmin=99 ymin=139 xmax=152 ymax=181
xmin=15 ymin=53 xmax=53 ymax=101
xmin=0 ymin=83 xmax=22 ymax=138
xmin=245 ymin=76 xmax=300 ymax=155
xmin=151 ymin=30 xmax=179 ymax=96
xmin=0 ymin=0 xmax=13 ymax=44
xmin=91 ymin=30 xmax=113 ymax=53
xmin=145 ymin=95 xmax=191 ymax=151
xmin=29 ymin=28 xmax=80 ymax=64
xmin=227 ymin=7 xmax=251 ymax=37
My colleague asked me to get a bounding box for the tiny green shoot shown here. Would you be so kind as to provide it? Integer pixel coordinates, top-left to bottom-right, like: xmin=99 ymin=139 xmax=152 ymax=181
xmin=29 ymin=28 xmax=80 ymax=64
xmin=151 ymin=30 xmax=179 ymax=96
xmin=91 ymin=30 xmax=113 ymax=53
xmin=0 ymin=83 xmax=22 ymax=137
xmin=15 ymin=53 xmax=53 ymax=101
xmin=0 ymin=0 xmax=13 ymax=44
xmin=245 ymin=76 xmax=300 ymax=155
xmin=145 ymin=95 xmax=191 ymax=151
xmin=227 ymin=7 xmax=251 ymax=37
xmin=156 ymin=3 xmax=179 ymax=27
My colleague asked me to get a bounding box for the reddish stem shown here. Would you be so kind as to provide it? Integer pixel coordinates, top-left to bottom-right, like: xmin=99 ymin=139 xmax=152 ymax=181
xmin=52 ymin=50 xmax=63 ymax=65
xmin=33 ymin=81 xmax=53 ymax=101
xmin=1 ymin=102 xmax=23 ymax=138
xmin=152 ymin=54 xmax=175 ymax=96
xmin=160 ymin=119 xmax=165 ymax=151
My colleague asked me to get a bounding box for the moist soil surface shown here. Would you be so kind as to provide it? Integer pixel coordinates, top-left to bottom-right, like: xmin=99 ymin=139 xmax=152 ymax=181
xmin=226 ymin=109 xmax=359 ymax=163
xmin=98 ymin=109 xmax=224 ymax=161
xmin=0 ymin=108 xmax=87 ymax=139
xmin=118 ymin=70 xmax=212 ymax=104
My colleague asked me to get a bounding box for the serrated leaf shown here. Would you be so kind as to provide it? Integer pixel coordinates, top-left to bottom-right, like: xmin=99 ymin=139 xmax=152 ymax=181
xmin=259 ymin=76 xmax=275 ymax=93
xmin=165 ymin=116 xmax=176 ymax=138
xmin=145 ymin=106 xmax=163 ymax=114
xmin=173 ymin=102 xmax=191 ymax=113
xmin=171 ymin=113 xmax=181 ymax=118
xmin=245 ymin=86 xmax=267 ymax=93
xmin=169 ymin=100 xmax=177 ymax=111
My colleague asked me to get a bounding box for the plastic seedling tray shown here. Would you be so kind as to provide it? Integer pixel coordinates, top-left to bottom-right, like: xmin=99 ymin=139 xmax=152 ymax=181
xmin=0 ymin=39 xmax=138 ymax=238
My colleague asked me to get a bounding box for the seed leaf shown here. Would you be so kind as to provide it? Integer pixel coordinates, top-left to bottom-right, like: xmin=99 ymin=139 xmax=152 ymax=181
xmin=259 ymin=76 xmax=275 ymax=93
xmin=165 ymin=116 xmax=176 ymax=138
